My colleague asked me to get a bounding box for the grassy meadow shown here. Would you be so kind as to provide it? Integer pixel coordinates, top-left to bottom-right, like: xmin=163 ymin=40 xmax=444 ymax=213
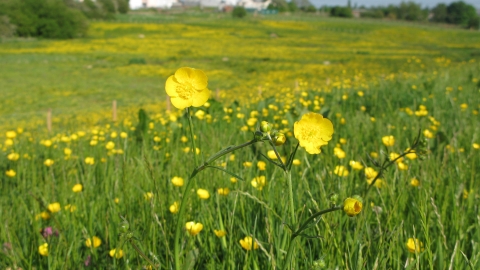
xmin=1 ymin=12 xmax=480 ymax=269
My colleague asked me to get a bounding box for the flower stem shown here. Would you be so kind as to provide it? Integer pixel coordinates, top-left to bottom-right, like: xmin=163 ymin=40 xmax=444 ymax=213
xmin=286 ymin=170 xmax=296 ymax=225
xmin=187 ymin=108 xmax=199 ymax=167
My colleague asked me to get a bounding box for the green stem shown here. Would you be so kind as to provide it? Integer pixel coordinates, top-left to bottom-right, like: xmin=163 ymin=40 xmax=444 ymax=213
xmin=286 ymin=171 xmax=296 ymax=225
xmin=187 ymin=108 xmax=199 ymax=168
xmin=283 ymin=236 xmax=297 ymax=270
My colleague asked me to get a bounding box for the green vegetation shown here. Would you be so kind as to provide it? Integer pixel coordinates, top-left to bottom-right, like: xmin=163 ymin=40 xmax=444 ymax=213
xmin=0 ymin=14 xmax=479 ymax=269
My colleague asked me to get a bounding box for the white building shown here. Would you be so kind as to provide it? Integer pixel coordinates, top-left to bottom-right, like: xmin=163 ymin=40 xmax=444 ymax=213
xmin=129 ymin=0 xmax=175 ymax=9
xmin=237 ymin=0 xmax=271 ymax=11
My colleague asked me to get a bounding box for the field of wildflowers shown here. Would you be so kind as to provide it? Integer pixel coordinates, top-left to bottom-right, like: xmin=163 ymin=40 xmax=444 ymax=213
xmin=1 ymin=13 xmax=480 ymax=269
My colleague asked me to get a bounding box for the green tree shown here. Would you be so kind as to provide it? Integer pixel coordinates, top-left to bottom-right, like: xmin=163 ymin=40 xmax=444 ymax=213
xmin=330 ymin=6 xmax=353 ymax=18
xmin=446 ymin=1 xmax=478 ymax=26
xmin=396 ymin=1 xmax=425 ymax=21
xmin=432 ymin=3 xmax=448 ymax=22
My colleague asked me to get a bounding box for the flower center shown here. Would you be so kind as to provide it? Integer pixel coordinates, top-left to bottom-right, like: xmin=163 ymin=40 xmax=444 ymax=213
xmin=175 ymin=81 xmax=196 ymax=100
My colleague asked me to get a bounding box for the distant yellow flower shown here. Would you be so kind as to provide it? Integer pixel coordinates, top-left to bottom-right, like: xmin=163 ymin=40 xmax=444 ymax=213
xmin=36 ymin=211 xmax=50 ymax=220
xmin=406 ymin=238 xmax=424 ymax=253
xmin=217 ymin=188 xmax=230 ymax=196
xmin=114 ymin=198 xmax=120 ymax=204
xmin=109 ymin=248 xmax=124 ymax=259
xmin=65 ymin=204 xmax=77 ymax=212
xmin=85 ymin=157 xmax=95 ymax=165
xmin=257 ymin=161 xmax=266 ymax=171
xmin=397 ymin=162 xmax=408 ymax=171
xmin=343 ymin=197 xmax=363 ymax=217
xmin=370 ymin=152 xmax=379 ymax=158
xmin=460 ymin=103 xmax=468 ymax=110
xmin=44 ymin=159 xmax=54 ymax=167
xmin=334 ymin=165 xmax=349 ymax=177
xmin=197 ymin=189 xmax=210 ymax=199
xmin=86 ymin=236 xmax=102 ymax=248
xmin=6 ymin=130 xmax=17 ymax=139
xmin=7 ymin=152 xmax=20 ymax=161
xmin=120 ymin=132 xmax=128 ymax=138
xmin=334 ymin=147 xmax=346 ymax=159
xmin=5 ymin=138 xmax=14 ymax=146
xmin=64 ymin=148 xmax=72 ymax=156
xmin=106 ymin=141 xmax=115 ymax=150
xmin=165 ymin=67 xmax=210 ymax=109
xmin=405 ymin=148 xmax=417 ymax=159
xmin=38 ymin=243 xmax=48 ymax=256
xmin=267 ymin=150 xmax=277 ymax=160
xmin=169 ymin=202 xmax=179 ymax=214
xmin=43 ymin=140 xmax=52 ymax=147
xmin=144 ymin=192 xmax=154 ymax=200
xmin=473 ymin=143 xmax=480 ymax=149
xmin=364 ymin=167 xmax=378 ymax=180
xmin=230 ymin=177 xmax=238 ymax=183
xmin=410 ymin=178 xmax=420 ymax=187
xmin=47 ymin=202 xmax=61 ymax=213
xmin=185 ymin=221 xmax=203 ymax=236
xmin=367 ymin=178 xmax=384 ymax=188
xmin=5 ymin=169 xmax=16 ymax=177
xmin=292 ymin=159 xmax=301 ymax=166
xmin=389 ymin=152 xmax=403 ymax=163
xmin=349 ymin=160 xmax=364 ymax=170
xmin=171 ymin=176 xmax=184 ymax=187
xmin=239 ymin=236 xmax=258 ymax=250
xmin=294 ymin=112 xmax=334 ymax=154
xmin=72 ymin=184 xmax=83 ymax=193
xmin=423 ymin=129 xmax=434 ymax=139
xmin=251 ymin=176 xmax=266 ymax=191
xmin=243 ymin=161 xmax=252 ymax=168
xmin=382 ymin=135 xmax=395 ymax=147
xmin=214 ymin=229 xmax=227 ymax=237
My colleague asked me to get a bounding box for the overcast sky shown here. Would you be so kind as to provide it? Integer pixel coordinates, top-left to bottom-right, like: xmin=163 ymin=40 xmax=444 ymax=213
xmin=310 ymin=0 xmax=480 ymax=9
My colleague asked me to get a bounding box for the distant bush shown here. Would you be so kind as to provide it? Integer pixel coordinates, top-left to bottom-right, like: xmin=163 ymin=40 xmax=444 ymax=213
xmin=468 ymin=16 xmax=479 ymax=30
xmin=446 ymin=1 xmax=478 ymax=26
xmin=361 ymin=9 xmax=385 ymax=19
xmin=0 ymin=0 xmax=88 ymax=38
xmin=330 ymin=6 xmax=353 ymax=18
xmin=0 ymin=15 xmax=16 ymax=38
xmin=232 ymin=6 xmax=247 ymax=18
xmin=302 ymin=5 xmax=317 ymax=13
xmin=395 ymin=1 xmax=427 ymax=21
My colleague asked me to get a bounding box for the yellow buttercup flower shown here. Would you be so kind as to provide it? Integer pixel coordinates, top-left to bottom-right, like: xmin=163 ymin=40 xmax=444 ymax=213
xmin=334 ymin=165 xmax=349 ymax=177
xmin=364 ymin=167 xmax=378 ymax=180
xmin=382 ymin=135 xmax=395 ymax=147
xmin=349 ymin=160 xmax=364 ymax=170
xmin=367 ymin=178 xmax=384 ymax=188
xmin=410 ymin=178 xmax=420 ymax=187
xmin=197 ymin=189 xmax=210 ymax=199
xmin=406 ymin=238 xmax=424 ymax=253
xmin=169 ymin=202 xmax=179 ymax=214
xmin=36 ymin=211 xmax=50 ymax=220
xmin=214 ymin=229 xmax=227 ymax=237
xmin=47 ymin=202 xmax=61 ymax=213
xmin=144 ymin=192 xmax=154 ymax=200
xmin=171 ymin=176 xmax=184 ymax=187
xmin=7 ymin=152 xmax=20 ymax=161
xmin=257 ymin=161 xmax=266 ymax=171
xmin=294 ymin=112 xmax=334 ymax=154
xmin=109 ymin=248 xmax=124 ymax=259
xmin=397 ymin=162 xmax=408 ymax=171
xmin=292 ymin=159 xmax=301 ymax=166
xmin=6 ymin=169 xmax=16 ymax=177
xmin=38 ymin=243 xmax=48 ymax=256
xmin=185 ymin=221 xmax=203 ymax=236
xmin=106 ymin=141 xmax=115 ymax=150
xmin=251 ymin=176 xmax=266 ymax=191
xmin=217 ymin=188 xmax=230 ymax=196
xmin=239 ymin=236 xmax=258 ymax=251
xmin=334 ymin=147 xmax=346 ymax=159
xmin=72 ymin=184 xmax=83 ymax=193
xmin=165 ymin=67 xmax=210 ymax=109
xmin=343 ymin=197 xmax=363 ymax=217
xmin=85 ymin=157 xmax=95 ymax=165
xmin=44 ymin=159 xmax=54 ymax=167
xmin=86 ymin=236 xmax=102 ymax=248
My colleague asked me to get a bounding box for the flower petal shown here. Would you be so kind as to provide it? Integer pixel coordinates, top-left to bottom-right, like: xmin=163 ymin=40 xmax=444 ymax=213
xmin=191 ymin=69 xmax=208 ymax=90
xmin=171 ymin=96 xmax=192 ymax=110
xmin=165 ymin=75 xmax=179 ymax=97
xmin=174 ymin=67 xmax=193 ymax=84
xmin=191 ymin=88 xmax=210 ymax=107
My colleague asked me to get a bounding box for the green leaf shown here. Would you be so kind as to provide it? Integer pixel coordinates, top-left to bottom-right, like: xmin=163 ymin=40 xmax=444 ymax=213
xmin=182 ymin=248 xmax=199 ymax=270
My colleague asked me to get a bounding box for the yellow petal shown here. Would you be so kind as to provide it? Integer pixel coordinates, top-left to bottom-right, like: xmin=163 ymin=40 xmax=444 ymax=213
xmin=171 ymin=96 xmax=192 ymax=109
xmin=165 ymin=75 xmax=179 ymax=97
xmin=191 ymin=69 xmax=208 ymax=90
xmin=192 ymin=89 xmax=210 ymax=107
xmin=174 ymin=67 xmax=194 ymax=84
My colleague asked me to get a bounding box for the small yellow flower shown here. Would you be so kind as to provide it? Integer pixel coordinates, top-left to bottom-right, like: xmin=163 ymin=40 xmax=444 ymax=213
xmin=364 ymin=167 xmax=378 ymax=180
xmin=36 ymin=211 xmax=50 ymax=220
xmin=292 ymin=159 xmax=301 ymax=166
xmin=120 ymin=132 xmax=128 ymax=138
xmin=294 ymin=112 xmax=334 ymax=154
xmin=267 ymin=150 xmax=277 ymax=160
xmin=65 ymin=204 xmax=77 ymax=212
xmin=230 ymin=177 xmax=238 ymax=183
xmin=109 ymin=248 xmax=124 ymax=259
xmin=44 ymin=159 xmax=54 ymax=167
xmin=6 ymin=130 xmax=17 ymax=139
xmin=349 ymin=160 xmax=364 ymax=170
xmin=343 ymin=197 xmax=363 ymax=217
xmin=473 ymin=143 xmax=479 ymax=149
xmin=6 ymin=169 xmax=16 ymax=177
xmin=243 ymin=161 xmax=252 ymax=168
xmin=370 ymin=152 xmax=379 ymax=158
xmin=382 ymin=135 xmax=395 ymax=147
xmin=165 ymin=67 xmax=210 ymax=109
xmin=171 ymin=176 xmax=184 ymax=187
xmin=406 ymin=238 xmax=424 ymax=253
xmin=405 ymin=148 xmax=417 ymax=159
xmin=114 ymin=198 xmax=120 ymax=204
xmin=106 ymin=141 xmax=115 ymax=150
xmin=85 ymin=236 xmax=102 ymax=248
xmin=7 ymin=152 xmax=20 ymax=161
xmin=397 ymin=162 xmax=408 ymax=171
xmin=47 ymin=202 xmax=61 ymax=213
xmin=389 ymin=152 xmax=403 ymax=163
xmin=257 ymin=161 xmax=266 ymax=171
xmin=185 ymin=221 xmax=203 ymax=236
xmin=334 ymin=165 xmax=349 ymax=177
xmin=251 ymin=176 xmax=266 ymax=191
xmin=64 ymin=148 xmax=72 ymax=156
xmin=38 ymin=243 xmax=48 ymax=256
xmin=85 ymin=157 xmax=95 ymax=165
xmin=334 ymin=147 xmax=346 ymax=159
xmin=410 ymin=178 xmax=420 ymax=187
xmin=239 ymin=236 xmax=258 ymax=251
xmin=217 ymin=188 xmax=230 ymax=196
xmin=423 ymin=129 xmax=434 ymax=139
xmin=169 ymin=202 xmax=179 ymax=214
xmin=144 ymin=192 xmax=154 ymax=200
xmin=72 ymin=184 xmax=83 ymax=193
xmin=214 ymin=229 xmax=227 ymax=237
xmin=197 ymin=189 xmax=210 ymax=199
xmin=367 ymin=178 xmax=384 ymax=188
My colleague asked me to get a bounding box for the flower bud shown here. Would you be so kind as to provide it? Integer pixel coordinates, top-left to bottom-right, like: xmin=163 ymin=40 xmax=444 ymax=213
xmin=329 ymin=193 xmax=338 ymax=207
xmin=343 ymin=197 xmax=363 ymax=217
xmin=260 ymin=121 xmax=272 ymax=133
xmin=120 ymin=220 xmax=129 ymax=233
xmin=273 ymin=132 xmax=286 ymax=146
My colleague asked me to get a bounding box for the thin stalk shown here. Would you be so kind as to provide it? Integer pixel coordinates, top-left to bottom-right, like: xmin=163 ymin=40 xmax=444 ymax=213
xmin=286 ymin=171 xmax=296 ymax=225
xmin=187 ymin=107 xmax=199 ymax=168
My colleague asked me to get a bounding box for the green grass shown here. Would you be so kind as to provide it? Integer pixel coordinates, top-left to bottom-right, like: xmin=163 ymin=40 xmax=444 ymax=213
xmin=0 ymin=13 xmax=480 ymax=269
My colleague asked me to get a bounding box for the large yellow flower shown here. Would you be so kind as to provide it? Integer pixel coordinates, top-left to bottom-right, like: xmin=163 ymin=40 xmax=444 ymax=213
xmin=165 ymin=67 xmax=210 ymax=109
xmin=343 ymin=197 xmax=363 ymax=217
xmin=294 ymin=112 xmax=334 ymax=154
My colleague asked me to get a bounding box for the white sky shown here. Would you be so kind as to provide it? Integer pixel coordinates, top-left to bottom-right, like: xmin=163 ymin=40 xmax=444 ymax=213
xmin=311 ymin=0 xmax=480 ymax=9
